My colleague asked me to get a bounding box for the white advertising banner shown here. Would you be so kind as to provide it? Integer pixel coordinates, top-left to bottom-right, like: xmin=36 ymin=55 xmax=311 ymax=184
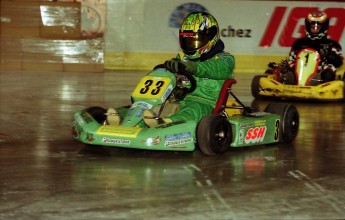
xmin=105 ymin=0 xmax=344 ymax=71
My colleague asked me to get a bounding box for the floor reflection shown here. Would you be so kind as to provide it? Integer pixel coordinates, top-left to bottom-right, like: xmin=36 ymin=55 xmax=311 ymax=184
xmin=252 ymin=99 xmax=345 ymax=177
xmin=75 ymin=143 xmax=296 ymax=193
xmin=1 ymin=71 xmax=345 ymax=219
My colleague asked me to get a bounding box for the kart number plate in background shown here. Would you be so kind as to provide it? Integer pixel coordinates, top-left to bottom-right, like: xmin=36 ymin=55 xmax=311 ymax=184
xmin=132 ymin=76 xmax=171 ymax=99
xmin=296 ymin=48 xmax=320 ymax=86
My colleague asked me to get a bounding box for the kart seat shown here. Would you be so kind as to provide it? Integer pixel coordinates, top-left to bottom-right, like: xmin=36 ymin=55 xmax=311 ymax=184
xmin=212 ymin=78 xmax=237 ymax=115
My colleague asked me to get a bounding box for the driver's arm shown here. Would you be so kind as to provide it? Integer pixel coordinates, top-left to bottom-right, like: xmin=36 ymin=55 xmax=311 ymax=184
xmin=328 ymin=42 xmax=343 ymax=68
xmin=194 ymin=52 xmax=235 ymax=80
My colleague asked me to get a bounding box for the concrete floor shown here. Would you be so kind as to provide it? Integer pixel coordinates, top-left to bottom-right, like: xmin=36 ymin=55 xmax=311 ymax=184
xmin=0 ymin=70 xmax=345 ymax=219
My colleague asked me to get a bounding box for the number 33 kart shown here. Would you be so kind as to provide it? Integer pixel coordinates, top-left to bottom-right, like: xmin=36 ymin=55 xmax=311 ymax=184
xmin=251 ymin=48 xmax=345 ymax=101
xmin=72 ymin=68 xmax=299 ymax=156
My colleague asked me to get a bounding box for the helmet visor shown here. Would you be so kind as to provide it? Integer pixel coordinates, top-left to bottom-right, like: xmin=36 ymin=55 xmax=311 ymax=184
xmin=179 ymin=31 xmax=208 ymax=53
xmin=310 ymin=22 xmax=322 ymax=34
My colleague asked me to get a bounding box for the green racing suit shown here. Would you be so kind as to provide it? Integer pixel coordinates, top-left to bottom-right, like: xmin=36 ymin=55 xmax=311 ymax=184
xmin=169 ymin=39 xmax=235 ymax=123
xmin=115 ymin=39 xmax=235 ymax=126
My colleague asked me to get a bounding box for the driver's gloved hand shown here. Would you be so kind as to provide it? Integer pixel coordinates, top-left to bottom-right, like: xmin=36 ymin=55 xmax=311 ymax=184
xmin=164 ymin=58 xmax=197 ymax=75
xmin=319 ymin=48 xmax=328 ymax=58
xmin=327 ymin=50 xmax=343 ymax=68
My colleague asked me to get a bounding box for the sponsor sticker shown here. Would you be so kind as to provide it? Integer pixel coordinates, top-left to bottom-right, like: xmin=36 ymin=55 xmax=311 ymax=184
xmin=132 ymin=101 xmax=153 ymax=110
xmin=254 ymin=120 xmax=266 ymax=127
xmin=245 ymin=126 xmax=267 ymax=144
xmin=74 ymin=113 xmax=84 ymax=125
xmin=240 ymin=122 xmax=254 ymax=128
xmin=165 ymin=132 xmax=192 ymax=147
xmin=239 ymin=129 xmax=244 ymax=144
xmin=146 ymin=136 xmax=161 ymax=146
xmin=102 ymin=137 xmax=130 ymax=145
xmin=162 ymin=85 xmax=173 ymax=100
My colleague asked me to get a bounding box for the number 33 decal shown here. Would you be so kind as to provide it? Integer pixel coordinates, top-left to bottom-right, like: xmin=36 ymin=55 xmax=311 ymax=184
xmin=140 ymin=80 xmax=165 ymax=95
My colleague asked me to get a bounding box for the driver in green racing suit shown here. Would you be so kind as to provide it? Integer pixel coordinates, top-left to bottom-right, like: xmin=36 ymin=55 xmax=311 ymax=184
xmin=107 ymin=12 xmax=235 ymax=127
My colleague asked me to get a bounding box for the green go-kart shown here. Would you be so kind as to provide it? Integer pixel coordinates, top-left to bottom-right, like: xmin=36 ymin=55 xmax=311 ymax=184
xmin=72 ymin=67 xmax=299 ymax=156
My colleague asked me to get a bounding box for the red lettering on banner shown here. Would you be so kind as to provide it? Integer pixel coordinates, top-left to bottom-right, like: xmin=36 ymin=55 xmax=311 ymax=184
xmin=324 ymin=8 xmax=345 ymax=41
xmin=259 ymin=7 xmax=287 ymax=48
xmin=245 ymin=126 xmax=267 ymax=144
xmin=260 ymin=7 xmax=345 ymax=48
xmin=278 ymin=7 xmax=318 ymax=47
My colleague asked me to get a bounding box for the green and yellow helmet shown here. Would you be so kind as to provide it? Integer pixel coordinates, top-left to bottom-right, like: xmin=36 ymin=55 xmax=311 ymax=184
xmin=179 ymin=12 xmax=220 ymax=60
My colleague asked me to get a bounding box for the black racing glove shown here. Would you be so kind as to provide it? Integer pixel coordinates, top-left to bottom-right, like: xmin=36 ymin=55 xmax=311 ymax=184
xmin=164 ymin=58 xmax=197 ymax=75
xmin=327 ymin=50 xmax=343 ymax=68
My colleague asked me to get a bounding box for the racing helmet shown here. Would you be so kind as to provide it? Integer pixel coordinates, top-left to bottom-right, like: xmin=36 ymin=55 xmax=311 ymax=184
xmin=305 ymin=10 xmax=329 ymax=40
xmin=179 ymin=12 xmax=219 ymax=60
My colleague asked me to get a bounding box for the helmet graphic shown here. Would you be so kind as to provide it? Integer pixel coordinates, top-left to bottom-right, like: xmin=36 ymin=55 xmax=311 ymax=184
xmin=305 ymin=10 xmax=329 ymax=40
xmin=179 ymin=12 xmax=219 ymax=60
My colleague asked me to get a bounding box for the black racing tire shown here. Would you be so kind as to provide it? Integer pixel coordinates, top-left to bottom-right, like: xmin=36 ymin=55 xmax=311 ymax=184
xmin=85 ymin=106 xmax=107 ymax=124
xmin=197 ymin=115 xmax=232 ymax=156
xmin=265 ymin=103 xmax=299 ymax=143
xmin=251 ymin=75 xmax=265 ymax=99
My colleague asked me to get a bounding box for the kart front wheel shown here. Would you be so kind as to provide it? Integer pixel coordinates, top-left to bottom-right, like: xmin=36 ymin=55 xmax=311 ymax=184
xmin=197 ymin=115 xmax=232 ymax=156
xmin=265 ymin=103 xmax=299 ymax=143
xmin=85 ymin=106 xmax=107 ymax=124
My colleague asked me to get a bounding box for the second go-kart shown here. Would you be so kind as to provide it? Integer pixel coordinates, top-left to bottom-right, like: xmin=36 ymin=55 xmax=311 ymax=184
xmin=72 ymin=67 xmax=299 ymax=156
xmin=251 ymin=48 xmax=345 ymax=101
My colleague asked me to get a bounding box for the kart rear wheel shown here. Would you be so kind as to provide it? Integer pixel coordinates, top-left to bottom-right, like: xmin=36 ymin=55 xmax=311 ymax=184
xmin=197 ymin=115 xmax=232 ymax=156
xmin=251 ymin=75 xmax=265 ymax=99
xmin=85 ymin=106 xmax=107 ymax=124
xmin=265 ymin=103 xmax=299 ymax=143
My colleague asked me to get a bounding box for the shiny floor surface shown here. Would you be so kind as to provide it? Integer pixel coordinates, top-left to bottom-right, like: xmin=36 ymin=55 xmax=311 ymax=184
xmin=1 ymin=70 xmax=345 ymax=220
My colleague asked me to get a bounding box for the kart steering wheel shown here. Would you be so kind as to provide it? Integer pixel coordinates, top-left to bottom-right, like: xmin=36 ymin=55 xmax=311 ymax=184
xmin=154 ymin=64 xmax=197 ymax=100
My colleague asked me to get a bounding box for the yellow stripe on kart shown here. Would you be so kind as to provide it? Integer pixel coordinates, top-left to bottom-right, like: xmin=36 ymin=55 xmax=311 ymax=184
xmin=97 ymin=126 xmax=142 ymax=138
